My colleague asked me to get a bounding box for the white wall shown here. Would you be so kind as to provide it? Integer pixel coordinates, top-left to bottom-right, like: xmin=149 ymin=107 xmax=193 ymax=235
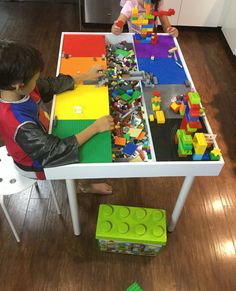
xmin=177 ymin=0 xmax=225 ymax=27
xmin=164 ymin=0 xmax=182 ymax=25
xmin=165 ymin=0 xmax=226 ymax=27
xmin=221 ymin=0 xmax=236 ymax=55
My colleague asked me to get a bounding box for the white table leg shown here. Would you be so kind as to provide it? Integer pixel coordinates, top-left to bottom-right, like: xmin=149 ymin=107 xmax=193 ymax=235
xmin=168 ymin=176 xmax=195 ymax=232
xmin=65 ymin=179 xmax=80 ymax=235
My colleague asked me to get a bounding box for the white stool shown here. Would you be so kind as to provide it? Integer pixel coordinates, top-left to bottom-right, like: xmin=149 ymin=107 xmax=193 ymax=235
xmin=0 ymin=146 xmax=61 ymax=242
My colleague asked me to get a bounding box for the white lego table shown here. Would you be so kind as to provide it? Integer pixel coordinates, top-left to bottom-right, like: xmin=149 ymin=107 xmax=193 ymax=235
xmin=45 ymin=33 xmax=224 ymax=235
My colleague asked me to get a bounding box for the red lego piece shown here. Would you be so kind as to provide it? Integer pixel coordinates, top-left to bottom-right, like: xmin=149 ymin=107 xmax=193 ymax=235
xmin=152 ymin=90 xmax=160 ymax=96
xmin=184 ymin=93 xmax=189 ymax=101
xmin=180 ymin=115 xmax=187 ymax=130
xmin=153 ymin=8 xmax=175 ymax=17
xmin=116 ymin=20 xmax=125 ymax=28
xmin=188 ymin=121 xmax=202 ymax=129
xmin=189 ymin=108 xmax=200 ymax=117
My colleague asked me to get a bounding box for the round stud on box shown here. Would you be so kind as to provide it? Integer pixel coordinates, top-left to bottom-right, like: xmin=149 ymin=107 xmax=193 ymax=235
xmin=101 ymin=221 xmax=112 ymax=233
xmin=152 ymin=226 xmax=164 ymax=237
xmin=135 ymin=224 xmax=147 ymax=236
xmin=152 ymin=210 xmax=164 ymax=221
xmin=118 ymin=222 xmax=129 ymax=234
xmin=103 ymin=205 xmax=114 ymax=217
xmin=119 ymin=206 xmax=130 ymax=218
xmin=135 ymin=208 xmax=147 ymax=220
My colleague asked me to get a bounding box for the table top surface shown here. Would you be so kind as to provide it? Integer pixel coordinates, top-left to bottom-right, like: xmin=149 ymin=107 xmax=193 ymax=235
xmin=45 ymin=33 xmax=224 ymax=180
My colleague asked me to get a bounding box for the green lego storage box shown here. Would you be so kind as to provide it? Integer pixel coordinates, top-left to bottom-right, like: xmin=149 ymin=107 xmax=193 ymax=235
xmin=96 ymin=204 xmax=167 ymax=256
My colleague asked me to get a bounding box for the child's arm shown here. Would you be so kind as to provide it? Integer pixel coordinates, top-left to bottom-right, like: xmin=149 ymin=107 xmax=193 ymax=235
xmin=75 ymin=115 xmax=114 ymax=145
xmin=111 ymin=14 xmax=127 ymax=35
xmin=159 ymin=15 xmax=179 ymax=37
xmin=73 ymin=64 xmax=105 ymax=84
xmin=36 ymin=65 xmax=104 ymax=103
xmin=15 ymin=115 xmax=114 ymax=167
xmin=37 ymin=74 xmax=74 ymax=103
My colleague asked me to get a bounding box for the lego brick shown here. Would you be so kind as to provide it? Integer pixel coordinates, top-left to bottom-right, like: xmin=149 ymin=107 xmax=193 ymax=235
xmin=156 ymin=110 xmax=165 ymax=124
xmin=114 ymin=136 xmax=126 ymax=146
xmin=123 ymin=142 xmax=137 ymax=155
xmin=170 ymin=101 xmax=180 ymax=113
xmin=96 ymin=204 xmax=167 ymax=245
xmin=153 ymin=8 xmax=175 ymax=17
xmin=127 ymin=282 xmax=143 ymax=291
xmin=137 ymin=131 xmax=146 ymax=140
xmin=128 ymin=128 xmax=143 ymax=138
xmin=186 ymin=123 xmax=198 ymax=133
xmin=116 ymin=20 xmax=125 ymax=28
xmin=115 ymin=49 xmax=131 ymax=58
xmin=193 ymin=133 xmax=207 ymax=154
xmin=210 ymin=148 xmax=221 ymax=161
xmin=149 ymin=114 xmax=154 ymax=122
xmin=192 ymin=153 xmax=203 ymax=161
xmin=188 ymin=91 xmax=201 ymax=105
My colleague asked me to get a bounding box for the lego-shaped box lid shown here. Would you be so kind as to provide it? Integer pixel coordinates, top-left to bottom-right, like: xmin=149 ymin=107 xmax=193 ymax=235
xmin=96 ymin=204 xmax=167 ymax=245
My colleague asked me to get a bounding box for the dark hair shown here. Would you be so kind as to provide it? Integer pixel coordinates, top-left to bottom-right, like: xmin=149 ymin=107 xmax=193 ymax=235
xmin=0 ymin=40 xmax=44 ymax=90
xmin=151 ymin=0 xmax=161 ymax=9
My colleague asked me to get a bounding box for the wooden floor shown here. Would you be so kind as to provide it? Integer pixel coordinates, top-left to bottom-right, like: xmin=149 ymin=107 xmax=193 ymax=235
xmin=0 ymin=3 xmax=236 ymax=291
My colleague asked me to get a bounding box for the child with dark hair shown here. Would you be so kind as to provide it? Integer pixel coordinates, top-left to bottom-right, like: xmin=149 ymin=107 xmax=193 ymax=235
xmin=0 ymin=40 xmax=114 ymax=194
xmin=112 ymin=0 xmax=178 ymax=37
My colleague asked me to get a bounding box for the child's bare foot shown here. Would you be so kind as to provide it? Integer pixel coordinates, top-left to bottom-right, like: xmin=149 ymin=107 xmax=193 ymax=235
xmin=77 ymin=183 xmax=113 ymax=195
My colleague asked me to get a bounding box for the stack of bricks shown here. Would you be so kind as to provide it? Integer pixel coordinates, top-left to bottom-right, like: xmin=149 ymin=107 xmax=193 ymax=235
xmin=175 ymin=91 xmax=221 ymax=161
xmin=192 ymin=132 xmax=207 ymax=160
xmin=175 ymin=129 xmax=193 ymax=157
xmin=180 ymin=91 xmax=202 ymax=134
xmin=96 ymin=204 xmax=167 ymax=256
xmin=131 ymin=0 xmax=157 ymax=44
xmin=176 ymin=91 xmax=203 ymax=158
xmin=131 ymin=2 xmax=175 ymax=44
xmin=149 ymin=90 xmax=165 ymax=124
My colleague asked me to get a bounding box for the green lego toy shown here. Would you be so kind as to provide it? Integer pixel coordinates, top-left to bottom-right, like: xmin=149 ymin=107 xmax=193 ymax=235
xmin=96 ymin=204 xmax=167 ymax=256
xmin=126 ymin=281 xmax=143 ymax=291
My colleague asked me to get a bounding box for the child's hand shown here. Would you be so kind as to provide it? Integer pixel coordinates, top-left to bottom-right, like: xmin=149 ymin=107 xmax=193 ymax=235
xmin=167 ymin=26 xmax=179 ymax=38
xmin=93 ymin=115 xmax=114 ymax=133
xmin=84 ymin=64 xmax=105 ymax=80
xmin=74 ymin=65 xmax=105 ymax=83
xmin=112 ymin=21 xmax=123 ymax=35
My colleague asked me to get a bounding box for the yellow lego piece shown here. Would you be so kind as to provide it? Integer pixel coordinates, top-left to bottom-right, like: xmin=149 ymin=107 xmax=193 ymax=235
xmin=131 ymin=7 xmax=138 ymax=17
xmin=131 ymin=20 xmax=139 ymax=25
xmin=149 ymin=114 xmax=154 ymax=122
xmin=142 ymin=19 xmax=149 ymax=25
xmin=170 ymin=102 xmax=180 ymax=113
xmin=152 ymin=104 xmax=160 ymax=111
xmin=193 ymin=133 xmax=207 ymax=154
xmin=211 ymin=147 xmax=221 ymax=156
xmin=156 ymin=110 xmax=165 ymax=124
xmin=133 ymin=18 xmax=148 ymax=25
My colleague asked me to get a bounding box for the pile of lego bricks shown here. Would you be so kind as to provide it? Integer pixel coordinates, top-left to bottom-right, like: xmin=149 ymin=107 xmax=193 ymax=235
xmin=106 ymin=41 xmax=152 ymax=162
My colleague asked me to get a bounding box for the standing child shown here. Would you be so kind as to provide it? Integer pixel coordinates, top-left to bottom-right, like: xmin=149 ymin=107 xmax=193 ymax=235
xmin=0 ymin=40 xmax=114 ymax=194
xmin=112 ymin=0 xmax=179 ymax=37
